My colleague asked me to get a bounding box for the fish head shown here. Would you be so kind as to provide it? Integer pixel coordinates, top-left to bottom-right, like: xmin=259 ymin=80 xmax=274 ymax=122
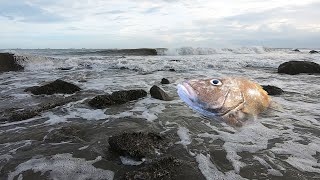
xmin=177 ymin=77 xmax=243 ymax=117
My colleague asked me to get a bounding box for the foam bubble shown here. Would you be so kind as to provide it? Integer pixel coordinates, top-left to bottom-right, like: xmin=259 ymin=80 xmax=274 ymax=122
xmin=8 ymin=153 xmax=114 ymax=180
xmin=176 ymin=127 xmax=192 ymax=148
xmin=120 ymin=156 xmax=145 ymax=166
xmin=196 ymin=153 xmax=245 ymax=180
xmin=199 ymin=121 xmax=280 ymax=173
xmin=271 ymin=140 xmax=320 ymax=173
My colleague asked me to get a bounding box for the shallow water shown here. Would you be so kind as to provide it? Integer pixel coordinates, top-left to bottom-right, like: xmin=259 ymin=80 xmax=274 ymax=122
xmin=0 ymin=48 xmax=320 ymax=179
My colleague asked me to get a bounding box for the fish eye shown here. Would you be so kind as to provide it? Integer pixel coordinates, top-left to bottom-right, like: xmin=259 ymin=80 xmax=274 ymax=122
xmin=210 ymin=79 xmax=222 ymax=86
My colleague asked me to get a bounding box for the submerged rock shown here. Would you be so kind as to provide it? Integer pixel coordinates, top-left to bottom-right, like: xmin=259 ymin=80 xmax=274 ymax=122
xmin=309 ymin=50 xmax=319 ymax=54
xmin=292 ymin=49 xmax=300 ymax=52
xmin=88 ymin=89 xmax=147 ymax=108
xmin=25 ymin=79 xmax=81 ymax=95
xmin=1 ymin=93 xmax=85 ymax=122
xmin=150 ymin=85 xmax=172 ymax=101
xmin=161 ymin=78 xmax=170 ymax=84
xmin=278 ymin=61 xmax=320 ymax=75
xmin=108 ymin=132 xmax=168 ymax=159
xmin=0 ymin=53 xmax=24 ymax=73
xmin=123 ymin=157 xmax=184 ymax=180
xmin=169 ymin=68 xmax=176 ymax=72
xmin=44 ymin=125 xmax=86 ymax=143
xmin=262 ymin=85 xmax=284 ymax=95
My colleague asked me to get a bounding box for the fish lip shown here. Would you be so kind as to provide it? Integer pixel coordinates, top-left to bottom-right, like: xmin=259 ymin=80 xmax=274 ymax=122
xmin=177 ymin=81 xmax=197 ymax=100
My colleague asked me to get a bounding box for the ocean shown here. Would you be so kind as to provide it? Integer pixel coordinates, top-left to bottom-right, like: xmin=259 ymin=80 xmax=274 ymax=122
xmin=0 ymin=47 xmax=319 ymax=179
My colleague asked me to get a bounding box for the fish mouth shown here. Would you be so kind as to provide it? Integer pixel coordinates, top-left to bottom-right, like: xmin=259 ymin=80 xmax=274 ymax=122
xmin=177 ymin=81 xmax=197 ymax=101
xmin=177 ymin=81 xmax=217 ymax=117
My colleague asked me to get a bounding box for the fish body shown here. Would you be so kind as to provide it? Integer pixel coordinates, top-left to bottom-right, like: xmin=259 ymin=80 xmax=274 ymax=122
xmin=177 ymin=77 xmax=270 ymax=126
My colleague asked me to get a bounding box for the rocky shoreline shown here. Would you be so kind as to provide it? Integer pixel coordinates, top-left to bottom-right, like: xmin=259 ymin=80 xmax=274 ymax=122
xmin=0 ymin=52 xmax=319 ymax=180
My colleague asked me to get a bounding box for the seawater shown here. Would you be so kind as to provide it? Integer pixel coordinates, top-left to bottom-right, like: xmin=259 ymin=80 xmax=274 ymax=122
xmin=0 ymin=47 xmax=319 ymax=179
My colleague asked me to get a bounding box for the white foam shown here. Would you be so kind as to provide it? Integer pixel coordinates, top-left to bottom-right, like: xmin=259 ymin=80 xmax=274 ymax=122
xmin=10 ymin=93 xmax=31 ymax=99
xmin=176 ymin=126 xmax=192 ymax=148
xmin=199 ymin=121 xmax=280 ymax=173
xmin=141 ymin=110 xmax=158 ymax=122
xmin=8 ymin=153 xmax=114 ymax=180
xmin=120 ymin=156 xmax=145 ymax=166
xmin=253 ymin=156 xmax=283 ymax=176
xmin=271 ymin=140 xmax=320 ymax=173
xmin=196 ymin=153 xmax=245 ymax=180
xmin=78 ymin=145 xmax=89 ymax=150
xmin=267 ymin=169 xmax=283 ymax=177
xmin=44 ymin=113 xmax=68 ymax=125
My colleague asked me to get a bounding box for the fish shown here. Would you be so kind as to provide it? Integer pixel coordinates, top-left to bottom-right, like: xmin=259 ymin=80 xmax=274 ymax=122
xmin=177 ymin=77 xmax=271 ymax=127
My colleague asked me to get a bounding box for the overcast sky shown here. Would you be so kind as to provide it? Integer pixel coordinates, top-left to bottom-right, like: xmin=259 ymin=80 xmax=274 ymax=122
xmin=1 ymin=0 xmax=320 ymax=48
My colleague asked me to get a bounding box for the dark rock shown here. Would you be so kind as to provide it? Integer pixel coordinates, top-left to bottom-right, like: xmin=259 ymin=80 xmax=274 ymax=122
xmin=309 ymin=50 xmax=319 ymax=54
xmin=7 ymin=110 xmax=39 ymax=122
xmin=44 ymin=125 xmax=86 ymax=143
xmin=120 ymin=67 xmax=129 ymax=70
xmin=292 ymin=49 xmax=300 ymax=52
xmin=262 ymin=85 xmax=284 ymax=95
xmin=25 ymin=79 xmax=81 ymax=95
xmin=169 ymin=59 xmax=181 ymax=62
xmin=58 ymin=67 xmax=73 ymax=70
xmin=169 ymin=68 xmax=175 ymax=72
xmin=278 ymin=61 xmax=320 ymax=75
xmin=108 ymin=132 xmax=168 ymax=159
xmin=150 ymin=85 xmax=172 ymax=101
xmin=88 ymin=89 xmax=147 ymax=108
xmin=161 ymin=78 xmax=170 ymax=84
xmin=0 ymin=53 xmax=24 ymax=73
xmin=88 ymin=94 xmax=113 ymax=108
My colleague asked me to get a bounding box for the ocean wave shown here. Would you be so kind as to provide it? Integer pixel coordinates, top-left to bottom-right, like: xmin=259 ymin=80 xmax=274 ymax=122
xmin=157 ymin=46 xmax=292 ymax=55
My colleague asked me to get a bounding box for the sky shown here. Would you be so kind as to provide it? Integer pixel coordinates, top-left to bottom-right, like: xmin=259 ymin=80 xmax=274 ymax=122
xmin=0 ymin=0 xmax=320 ymax=49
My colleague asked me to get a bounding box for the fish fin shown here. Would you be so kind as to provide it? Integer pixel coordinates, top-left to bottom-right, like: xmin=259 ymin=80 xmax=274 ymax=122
xmin=224 ymin=113 xmax=243 ymax=127
xmin=268 ymin=101 xmax=284 ymax=112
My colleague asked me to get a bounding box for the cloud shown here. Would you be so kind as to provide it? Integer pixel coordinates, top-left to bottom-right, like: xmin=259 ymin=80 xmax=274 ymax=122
xmin=0 ymin=0 xmax=319 ymax=48
xmin=0 ymin=0 xmax=64 ymax=23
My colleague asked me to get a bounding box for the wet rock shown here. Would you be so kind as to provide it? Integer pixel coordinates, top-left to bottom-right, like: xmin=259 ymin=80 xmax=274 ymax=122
xmin=108 ymin=132 xmax=168 ymax=159
xmin=292 ymin=49 xmax=300 ymax=52
xmin=44 ymin=125 xmax=86 ymax=143
xmin=309 ymin=50 xmax=319 ymax=54
xmin=169 ymin=59 xmax=181 ymax=62
xmin=278 ymin=61 xmax=320 ymax=75
xmin=25 ymin=79 xmax=81 ymax=95
xmin=161 ymin=78 xmax=170 ymax=84
xmin=2 ymin=93 xmax=85 ymax=122
xmin=58 ymin=67 xmax=73 ymax=70
xmin=0 ymin=53 xmax=24 ymax=73
xmin=262 ymin=85 xmax=284 ymax=95
xmin=123 ymin=157 xmax=201 ymax=180
xmin=169 ymin=68 xmax=176 ymax=72
xmin=150 ymin=85 xmax=172 ymax=101
xmin=88 ymin=94 xmax=113 ymax=108
xmin=88 ymin=89 xmax=147 ymax=108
